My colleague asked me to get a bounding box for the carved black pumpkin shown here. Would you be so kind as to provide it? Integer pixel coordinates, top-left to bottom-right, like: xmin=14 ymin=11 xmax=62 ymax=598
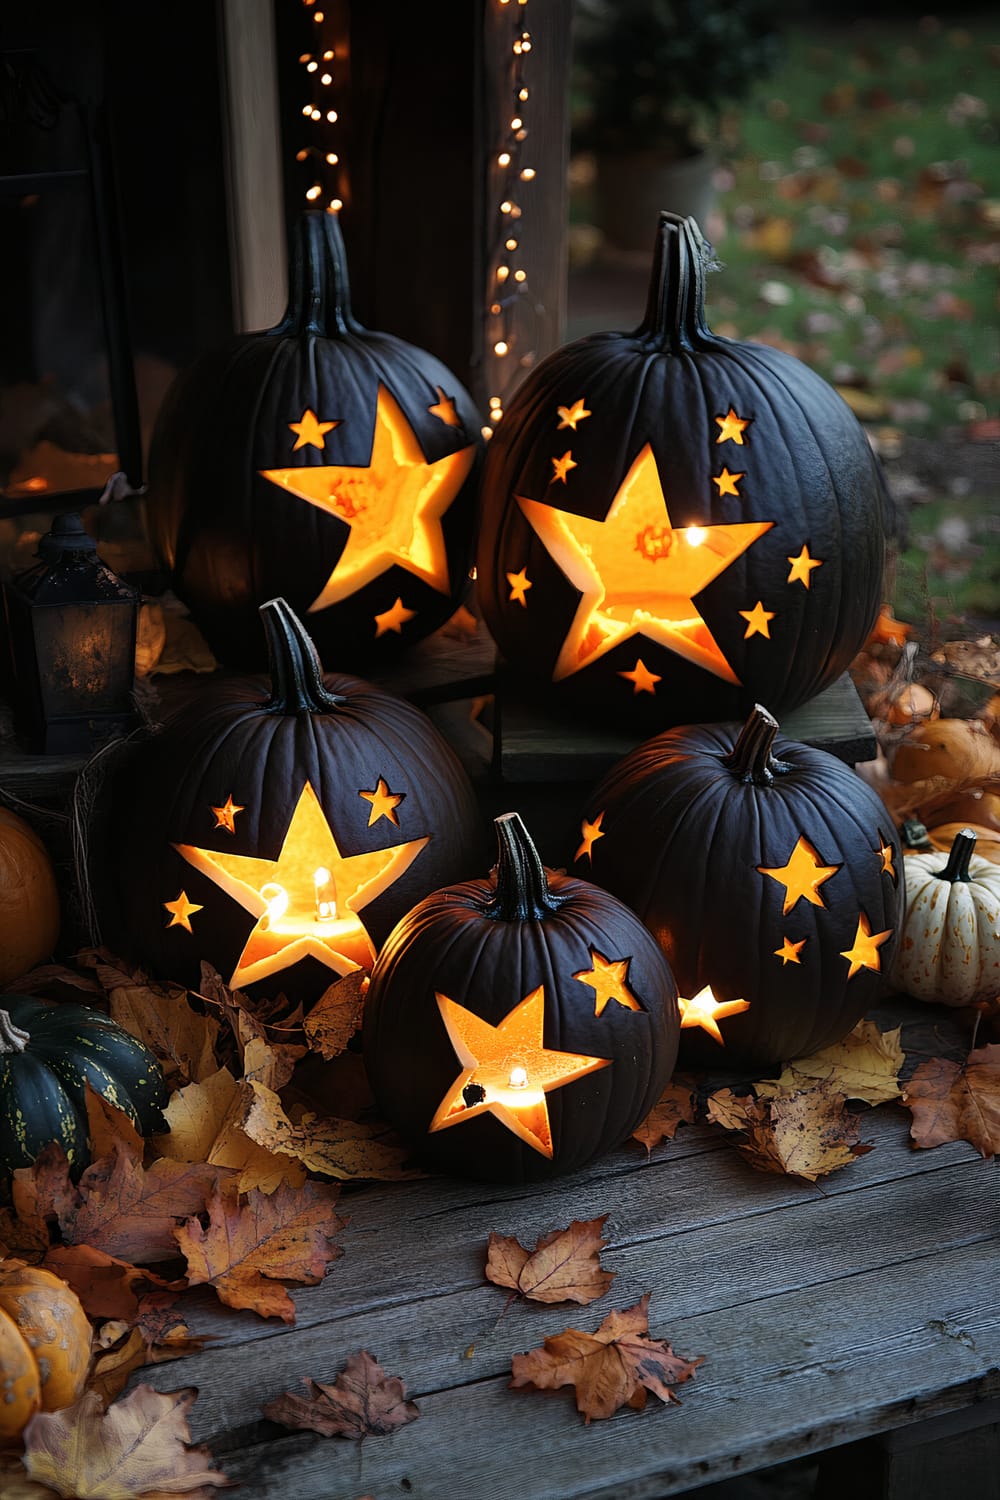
xmin=146 ymin=210 xmax=485 ymax=671
xmin=574 ymin=705 xmax=904 ymax=1070
xmin=98 ymin=599 xmax=489 ymax=1008
xmin=363 ymin=812 xmax=679 ymax=1183
xmin=476 ymin=212 xmax=890 ymax=733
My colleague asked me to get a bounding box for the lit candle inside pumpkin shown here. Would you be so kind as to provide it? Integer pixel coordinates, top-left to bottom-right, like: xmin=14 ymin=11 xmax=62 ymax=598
xmin=313 ymin=866 xmax=337 ymax=922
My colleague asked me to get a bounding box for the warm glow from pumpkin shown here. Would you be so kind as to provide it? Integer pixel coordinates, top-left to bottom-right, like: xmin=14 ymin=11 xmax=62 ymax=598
xmin=677 ymin=985 xmax=750 ymax=1045
xmin=173 ymin=781 xmax=428 ymax=988
xmin=517 ymin=444 xmax=773 ymax=683
xmin=429 ymin=986 xmax=611 ymax=1157
xmin=574 ymin=949 xmax=641 ymax=1016
xmin=758 ymin=835 xmax=842 ymax=914
xmin=260 ymin=385 xmax=476 ymax=614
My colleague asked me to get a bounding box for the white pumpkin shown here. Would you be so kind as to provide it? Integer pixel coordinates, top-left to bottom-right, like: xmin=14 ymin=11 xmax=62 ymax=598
xmin=892 ymin=828 xmax=1000 ymax=1005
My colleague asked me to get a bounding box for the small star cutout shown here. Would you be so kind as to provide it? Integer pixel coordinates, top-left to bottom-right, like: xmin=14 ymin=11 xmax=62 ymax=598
xmin=841 ymin=911 xmax=893 ymax=979
xmin=715 ymin=408 xmax=751 ymax=445
xmin=428 ymin=387 xmax=462 ymax=428
xmin=774 ymin=936 xmax=807 ymax=966
xmin=787 ymin=544 xmax=823 ymax=588
xmin=289 ymin=408 xmax=339 ymax=451
xmin=551 ymin=451 xmax=577 ymax=484
xmin=758 ymin=835 xmax=841 ymax=915
xmin=877 ymin=831 xmax=897 ymax=882
xmin=576 ymin=811 xmax=605 ymax=862
xmin=740 ymin=601 xmax=775 ymax=639
xmin=507 ymin=567 xmax=532 ymax=606
xmin=429 ymin=986 xmax=611 ymax=1157
xmin=556 ymin=399 xmax=592 ymax=431
xmin=164 ymin=891 xmax=203 ymax=933
xmin=712 ymin=467 xmax=744 ymax=497
xmin=678 ymin=986 xmax=751 ymax=1045
xmin=211 ymin=795 xmax=244 ymax=835
xmin=374 ymin=598 xmax=417 ymax=637
xmin=574 ymin=950 xmax=641 ymax=1016
xmin=618 ymin=658 xmax=661 ymax=694
xmin=359 ymin=777 xmax=404 ymax=828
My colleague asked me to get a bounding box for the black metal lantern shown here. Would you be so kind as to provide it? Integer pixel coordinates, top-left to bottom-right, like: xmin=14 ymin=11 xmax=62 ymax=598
xmin=2 ymin=512 xmax=140 ymax=754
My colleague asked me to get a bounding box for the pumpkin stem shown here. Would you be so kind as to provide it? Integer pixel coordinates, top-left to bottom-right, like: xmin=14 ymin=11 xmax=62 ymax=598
xmin=0 ymin=1010 xmax=29 ymax=1054
xmin=484 ymin=812 xmax=563 ymax=921
xmin=720 ymin=704 xmax=792 ymax=786
xmin=269 ymin=210 xmax=360 ymax=338
xmin=636 ymin=212 xmax=715 ymax=353
xmin=259 ymin=598 xmax=347 ymax=715
xmin=937 ymin=827 xmax=977 ymax=883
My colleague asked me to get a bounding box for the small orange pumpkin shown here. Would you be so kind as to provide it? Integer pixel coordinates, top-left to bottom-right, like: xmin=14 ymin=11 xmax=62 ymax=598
xmin=892 ymin=718 xmax=1000 ymax=787
xmin=0 ymin=808 xmax=61 ymax=986
xmin=0 ymin=1261 xmax=92 ymax=1438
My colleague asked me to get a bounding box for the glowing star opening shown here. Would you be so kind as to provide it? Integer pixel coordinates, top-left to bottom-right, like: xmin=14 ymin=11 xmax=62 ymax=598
xmin=429 ymin=987 xmax=611 ymax=1157
xmin=517 ymin=444 xmax=773 ymax=683
xmin=260 ymin=384 xmax=476 ymax=614
xmin=677 ymin=985 xmax=750 ymax=1045
xmin=173 ymin=781 xmax=428 ymax=989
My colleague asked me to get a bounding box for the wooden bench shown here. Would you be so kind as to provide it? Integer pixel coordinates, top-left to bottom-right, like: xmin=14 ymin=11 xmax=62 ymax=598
xmin=129 ymin=995 xmax=998 ymax=1500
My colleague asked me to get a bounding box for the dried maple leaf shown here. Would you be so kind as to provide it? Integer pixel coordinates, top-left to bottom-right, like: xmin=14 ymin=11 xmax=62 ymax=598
xmin=902 ymin=1043 xmax=1000 ymax=1158
xmin=263 ymin=1350 xmax=419 ymax=1439
xmin=240 ymin=1080 xmax=423 ymax=1181
xmin=174 ymin=1178 xmax=347 ymax=1323
xmin=22 ymin=1384 xmax=231 ymax=1498
xmin=302 ymin=971 xmax=368 ymax=1059
xmin=195 ymin=964 xmax=304 ymax=1085
xmin=756 ymin=1021 xmax=904 ymax=1106
xmin=87 ymin=1323 xmax=213 ymax=1407
xmin=2 ymin=1143 xmax=81 ymax=1260
xmin=485 ymin=1215 xmax=614 ymax=1307
xmin=704 ymin=1088 xmax=751 ymax=1132
xmin=155 ymin=1070 xmax=306 ymax=1195
xmin=62 ymin=1143 xmax=224 ymax=1265
xmin=716 ymin=1087 xmax=874 ymax=1181
xmin=632 ymin=1079 xmax=698 ymax=1154
xmin=509 ymin=1294 xmax=704 ymax=1424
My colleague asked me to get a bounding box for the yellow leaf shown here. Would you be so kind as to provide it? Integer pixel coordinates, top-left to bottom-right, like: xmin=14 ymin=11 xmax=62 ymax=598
xmin=154 ymin=1070 xmax=305 ymax=1195
xmin=756 ymin=1021 xmax=904 ymax=1106
xmin=240 ymin=1082 xmax=423 ymax=1182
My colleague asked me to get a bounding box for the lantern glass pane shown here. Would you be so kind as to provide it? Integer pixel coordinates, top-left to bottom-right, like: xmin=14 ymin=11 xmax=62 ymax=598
xmin=30 ymin=601 xmax=136 ymax=717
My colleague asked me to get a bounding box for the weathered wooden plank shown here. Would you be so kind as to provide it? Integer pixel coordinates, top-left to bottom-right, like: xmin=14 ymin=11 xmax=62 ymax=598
xmin=183 ymin=1238 xmax=1000 ymax=1500
xmin=135 ymin=1115 xmax=995 ymax=1422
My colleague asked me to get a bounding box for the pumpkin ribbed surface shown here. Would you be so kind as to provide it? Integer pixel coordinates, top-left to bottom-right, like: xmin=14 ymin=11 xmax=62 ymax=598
xmin=476 ymin=213 xmax=889 ymax=732
xmin=0 ymin=808 xmax=60 ymax=986
xmin=892 ymin=829 xmax=1000 ymax=1005
xmin=0 ymin=1263 xmax=91 ymax=1428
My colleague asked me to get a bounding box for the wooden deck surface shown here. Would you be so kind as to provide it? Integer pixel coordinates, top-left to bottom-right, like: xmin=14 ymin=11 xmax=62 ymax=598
xmin=132 ymin=1001 xmax=999 ymax=1500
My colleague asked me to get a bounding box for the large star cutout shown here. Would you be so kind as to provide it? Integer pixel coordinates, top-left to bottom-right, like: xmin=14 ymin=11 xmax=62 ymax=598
xmin=678 ymin=986 xmax=750 ymax=1045
xmin=174 ymin=781 xmax=428 ymax=989
xmin=574 ymin=950 xmax=641 ymax=1016
xmin=289 ymin=409 xmax=340 ymax=451
xmin=841 ymin=912 xmax=893 ymax=979
xmin=758 ymin=835 xmax=841 ymax=915
xmin=428 ymin=986 xmax=611 ymax=1156
xmin=261 ymin=385 xmax=476 ymax=614
xmin=518 ymin=444 xmax=773 ymax=683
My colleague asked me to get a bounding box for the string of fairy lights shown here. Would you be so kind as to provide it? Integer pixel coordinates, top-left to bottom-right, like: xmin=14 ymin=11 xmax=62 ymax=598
xmin=294 ymin=0 xmax=344 ymax=215
xmin=484 ymin=0 xmax=540 ymax=439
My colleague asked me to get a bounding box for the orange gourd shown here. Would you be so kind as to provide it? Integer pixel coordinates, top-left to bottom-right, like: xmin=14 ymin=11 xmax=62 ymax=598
xmin=0 ymin=1262 xmax=91 ymax=1438
xmin=0 ymin=808 xmax=60 ymax=986
xmin=892 ymin=719 xmax=1000 ymax=787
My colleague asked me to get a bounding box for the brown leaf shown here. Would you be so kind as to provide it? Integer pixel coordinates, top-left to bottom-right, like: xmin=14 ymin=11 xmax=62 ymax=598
xmin=704 ymin=1088 xmax=751 ymax=1132
xmin=240 ymin=1081 xmax=423 ymax=1181
xmin=485 ymin=1216 xmax=614 ymax=1306
xmin=87 ymin=1324 xmax=214 ymax=1407
xmin=756 ymin=1021 xmax=904 ymax=1106
xmin=78 ymin=951 xmax=220 ymax=1091
xmin=632 ymin=1079 xmax=698 ymax=1154
xmin=929 ymin=637 xmax=1000 ymax=687
xmin=154 ymin=1070 xmax=306 ymax=1195
xmin=263 ymin=1350 xmax=419 ymax=1440
xmin=84 ymin=1084 xmax=145 ymax=1162
xmin=195 ymin=964 xmax=304 ymax=1084
xmin=22 ymin=1384 xmax=231 ymax=1498
xmin=302 ymin=971 xmax=368 ymax=1059
xmin=721 ymin=1088 xmax=874 ymax=1181
xmin=174 ymin=1178 xmax=347 ymax=1323
xmin=901 ymin=1044 xmax=1000 ymax=1158
xmin=3 ymin=963 xmax=102 ymax=997
xmin=2 ymin=1143 xmax=81 ymax=1259
xmin=63 ymin=1143 xmax=224 ymax=1264
xmin=509 ymin=1294 xmax=704 ymax=1424
xmin=42 ymin=1244 xmax=180 ymax=1322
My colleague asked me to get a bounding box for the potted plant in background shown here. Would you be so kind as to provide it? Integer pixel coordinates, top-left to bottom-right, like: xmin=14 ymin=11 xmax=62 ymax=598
xmin=570 ymin=0 xmax=784 ymax=253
